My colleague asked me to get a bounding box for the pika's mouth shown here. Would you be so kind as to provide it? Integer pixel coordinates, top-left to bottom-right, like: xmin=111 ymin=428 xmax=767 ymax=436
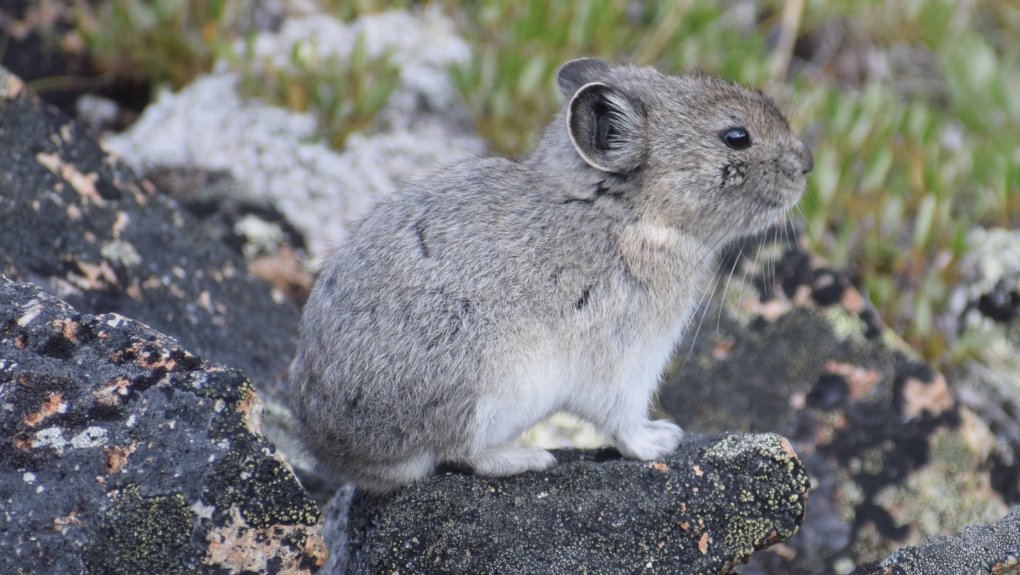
xmin=756 ymin=179 xmax=805 ymax=211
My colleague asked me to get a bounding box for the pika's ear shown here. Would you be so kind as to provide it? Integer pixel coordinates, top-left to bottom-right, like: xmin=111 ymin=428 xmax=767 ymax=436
xmin=566 ymin=82 xmax=646 ymax=173
xmin=557 ymin=58 xmax=612 ymax=98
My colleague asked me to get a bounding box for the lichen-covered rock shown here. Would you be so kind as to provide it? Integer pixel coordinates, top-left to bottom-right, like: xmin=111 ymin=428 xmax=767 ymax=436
xmin=660 ymin=232 xmax=1013 ymax=574
xmin=0 ymin=277 xmax=326 ymax=574
xmin=326 ymin=432 xmax=809 ymax=575
xmin=952 ymin=227 xmax=1020 ymax=505
xmin=0 ymin=65 xmax=299 ymax=400
xmin=0 ymin=65 xmax=319 ymax=487
xmin=849 ymin=505 xmax=1020 ymax=575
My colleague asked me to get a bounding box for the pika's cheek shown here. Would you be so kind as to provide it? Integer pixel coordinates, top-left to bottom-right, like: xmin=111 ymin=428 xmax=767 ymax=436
xmin=719 ymin=161 xmax=747 ymax=188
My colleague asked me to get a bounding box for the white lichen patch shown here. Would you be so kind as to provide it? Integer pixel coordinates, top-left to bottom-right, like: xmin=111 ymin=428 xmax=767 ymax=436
xmin=234 ymin=215 xmax=285 ymax=260
xmin=100 ymin=240 xmax=142 ymax=267
xmin=32 ymin=427 xmax=69 ymax=455
xmin=30 ymin=426 xmax=109 ymax=456
xmin=71 ymin=427 xmax=109 ymax=449
xmin=17 ymin=300 xmax=43 ymax=327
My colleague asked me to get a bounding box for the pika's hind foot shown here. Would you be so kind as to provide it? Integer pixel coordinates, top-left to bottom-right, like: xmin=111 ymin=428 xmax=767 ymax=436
xmin=614 ymin=419 xmax=684 ymax=461
xmin=465 ymin=445 xmax=556 ymax=477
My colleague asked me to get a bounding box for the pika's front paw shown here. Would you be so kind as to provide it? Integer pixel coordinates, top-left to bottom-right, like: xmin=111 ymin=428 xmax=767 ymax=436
xmin=614 ymin=419 xmax=684 ymax=461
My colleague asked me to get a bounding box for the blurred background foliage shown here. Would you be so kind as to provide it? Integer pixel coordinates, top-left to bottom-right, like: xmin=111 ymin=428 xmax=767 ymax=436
xmin=6 ymin=0 xmax=1020 ymax=369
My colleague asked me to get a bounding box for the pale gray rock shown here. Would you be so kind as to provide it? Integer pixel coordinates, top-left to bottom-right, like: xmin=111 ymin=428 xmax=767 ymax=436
xmin=103 ymin=9 xmax=486 ymax=259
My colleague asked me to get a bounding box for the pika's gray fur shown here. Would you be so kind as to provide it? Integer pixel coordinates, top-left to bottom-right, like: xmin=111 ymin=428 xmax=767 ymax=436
xmin=289 ymin=58 xmax=813 ymax=493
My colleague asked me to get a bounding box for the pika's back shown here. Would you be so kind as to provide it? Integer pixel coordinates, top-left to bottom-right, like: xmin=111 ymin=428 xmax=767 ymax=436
xmin=291 ymin=155 xmax=623 ymax=477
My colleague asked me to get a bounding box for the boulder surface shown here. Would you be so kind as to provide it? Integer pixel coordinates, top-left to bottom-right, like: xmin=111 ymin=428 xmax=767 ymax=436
xmin=326 ymin=432 xmax=809 ymax=575
xmin=0 ymin=277 xmax=326 ymax=574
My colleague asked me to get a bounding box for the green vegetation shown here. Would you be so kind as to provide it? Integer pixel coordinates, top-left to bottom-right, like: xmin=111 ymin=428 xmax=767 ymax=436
xmin=233 ymin=32 xmax=400 ymax=148
xmin=71 ymin=0 xmax=245 ymax=90
xmin=35 ymin=0 xmax=1020 ymax=367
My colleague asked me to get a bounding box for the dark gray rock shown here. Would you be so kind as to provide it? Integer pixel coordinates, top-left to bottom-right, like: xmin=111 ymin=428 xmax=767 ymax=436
xmin=0 ymin=64 xmax=331 ymax=497
xmin=0 ymin=277 xmax=327 ymax=573
xmin=0 ymin=65 xmax=299 ymax=400
xmin=849 ymin=505 xmax=1020 ymax=575
xmin=662 ymin=232 xmax=1014 ymax=574
xmin=327 ymin=432 xmax=809 ymax=575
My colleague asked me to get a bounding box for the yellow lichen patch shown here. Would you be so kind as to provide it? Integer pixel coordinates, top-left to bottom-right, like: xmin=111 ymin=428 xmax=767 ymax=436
xmin=518 ymin=412 xmax=609 ymax=450
xmin=35 ymin=152 xmax=106 ymax=206
xmin=24 ymin=392 xmax=68 ymax=427
xmin=825 ymin=360 xmax=882 ymax=400
xmin=722 ymin=517 xmax=776 ymax=557
xmin=901 ymin=373 xmax=953 ymax=419
xmin=205 ymin=506 xmax=327 ymax=573
xmin=823 ymin=306 xmax=869 ymax=345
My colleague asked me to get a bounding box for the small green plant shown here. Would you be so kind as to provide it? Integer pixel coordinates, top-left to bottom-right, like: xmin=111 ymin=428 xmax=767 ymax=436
xmin=322 ymin=0 xmax=414 ymax=22
xmin=790 ymin=0 xmax=1020 ymax=361
xmin=72 ymin=0 xmax=249 ymax=90
xmin=445 ymin=0 xmax=771 ymax=156
xmin=233 ymin=31 xmax=400 ymax=148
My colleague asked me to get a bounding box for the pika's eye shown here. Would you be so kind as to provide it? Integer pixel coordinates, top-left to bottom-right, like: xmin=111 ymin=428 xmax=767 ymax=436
xmin=721 ymin=127 xmax=751 ymax=150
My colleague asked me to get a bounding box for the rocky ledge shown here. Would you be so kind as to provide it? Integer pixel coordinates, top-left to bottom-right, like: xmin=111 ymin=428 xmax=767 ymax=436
xmin=0 ymin=277 xmax=326 ymax=574
xmin=326 ymin=433 xmax=809 ymax=575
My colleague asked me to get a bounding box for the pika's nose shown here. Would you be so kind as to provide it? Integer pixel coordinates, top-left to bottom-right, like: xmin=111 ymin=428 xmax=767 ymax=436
xmin=796 ymin=141 xmax=814 ymax=175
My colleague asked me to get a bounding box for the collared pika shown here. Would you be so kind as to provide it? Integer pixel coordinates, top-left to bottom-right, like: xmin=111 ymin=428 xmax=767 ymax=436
xmin=289 ymin=58 xmax=813 ymax=493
